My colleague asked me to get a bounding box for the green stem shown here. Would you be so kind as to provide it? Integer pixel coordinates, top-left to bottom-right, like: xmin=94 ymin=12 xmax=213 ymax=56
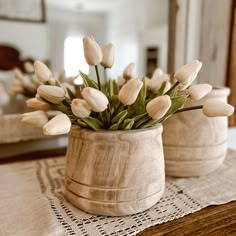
xmin=164 ymin=81 xmax=180 ymax=95
xmin=95 ymin=65 xmax=101 ymax=91
xmin=104 ymin=68 xmax=107 ymax=84
xmin=175 ymin=105 xmax=203 ymax=114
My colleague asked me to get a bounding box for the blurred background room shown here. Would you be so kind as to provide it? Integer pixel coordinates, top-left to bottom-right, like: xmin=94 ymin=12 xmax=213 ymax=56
xmin=0 ymin=0 xmax=235 ymax=158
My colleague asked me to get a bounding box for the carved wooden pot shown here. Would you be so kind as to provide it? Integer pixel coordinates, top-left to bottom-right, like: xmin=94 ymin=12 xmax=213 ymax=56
xmin=163 ymin=87 xmax=230 ymax=177
xmin=64 ymin=125 xmax=165 ymax=216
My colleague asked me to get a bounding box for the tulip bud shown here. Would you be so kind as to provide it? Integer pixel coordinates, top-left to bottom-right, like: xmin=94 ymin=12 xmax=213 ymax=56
xmin=117 ymin=76 xmax=126 ymax=87
xmin=62 ymin=82 xmax=76 ymax=97
xmin=118 ymin=78 xmax=143 ymax=105
xmin=0 ymin=84 xmax=9 ymax=105
xmin=203 ymin=99 xmax=234 ymax=117
xmin=82 ymin=87 xmax=108 ymax=112
xmin=13 ymin=68 xmax=23 ymax=80
xmin=34 ymin=60 xmax=53 ymax=83
xmin=163 ymin=81 xmax=172 ymax=94
xmin=145 ymin=73 xmax=170 ymax=93
xmin=83 ymin=35 xmax=103 ymax=66
xmin=43 ymin=114 xmax=71 ymax=135
xmin=146 ymin=95 xmax=172 ymax=120
xmin=37 ymin=85 xmax=65 ymax=104
xmin=175 ymin=60 xmax=202 ymax=89
xmin=21 ymin=111 xmax=48 ymax=128
xmin=123 ymin=63 xmax=136 ymax=79
xmin=188 ymin=84 xmax=212 ymax=100
xmin=24 ymin=61 xmax=34 ymax=73
xmin=152 ymin=68 xmax=163 ymax=78
xmin=26 ymin=97 xmax=51 ymax=111
xmin=46 ymin=110 xmax=62 ymax=118
xmin=101 ymin=43 xmax=114 ymax=68
xmin=71 ymin=99 xmax=91 ymax=118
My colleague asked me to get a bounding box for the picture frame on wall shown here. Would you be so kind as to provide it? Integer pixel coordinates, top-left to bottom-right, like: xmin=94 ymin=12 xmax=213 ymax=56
xmin=0 ymin=0 xmax=46 ymax=23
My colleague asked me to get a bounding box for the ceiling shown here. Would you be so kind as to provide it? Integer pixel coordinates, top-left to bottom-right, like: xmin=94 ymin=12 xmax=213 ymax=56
xmin=46 ymin=0 xmax=123 ymax=12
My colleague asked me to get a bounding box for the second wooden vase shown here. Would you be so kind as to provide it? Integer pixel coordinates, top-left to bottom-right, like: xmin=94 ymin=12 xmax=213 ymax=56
xmin=162 ymin=87 xmax=230 ymax=177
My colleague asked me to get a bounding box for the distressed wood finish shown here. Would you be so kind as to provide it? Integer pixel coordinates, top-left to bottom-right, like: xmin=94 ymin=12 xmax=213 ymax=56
xmin=198 ymin=0 xmax=232 ymax=86
xmin=64 ymin=126 xmax=165 ymax=216
xmin=227 ymin=2 xmax=236 ymax=126
xmin=163 ymin=87 xmax=230 ymax=177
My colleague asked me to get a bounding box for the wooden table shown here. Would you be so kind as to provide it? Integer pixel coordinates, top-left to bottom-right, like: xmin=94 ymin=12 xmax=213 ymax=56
xmin=1 ymin=149 xmax=236 ymax=236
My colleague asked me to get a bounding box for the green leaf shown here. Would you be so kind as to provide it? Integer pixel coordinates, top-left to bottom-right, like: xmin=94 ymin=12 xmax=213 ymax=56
xmin=80 ymin=117 xmax=103 ymax=130
xmin=158 ymin=95 xmax=188 ymax=123
xmin=164 ymin=81 xmax=179 ymax=97
xmin=109 ymin=123 xmax=120 ymax=130
xmin=122 ymin=118 xmax=135 ymax=130
xmin=77 ymin=119 xmax=89 ymax=128
xmin=55 ymin=80 xmax=62 ymax=87
xmin=111 ymin=102 xmax=125 ymax=117
xmin=133 ymin=114 xmax=151 ymax=129
xmin=79 ymin=71 xmax=98 ymax=89
xmin=133 ymin=112 xmax=148 ymax=122
xmin=156 ymin=81 xmax=167 ymax=96
xmin=139 ymin=118 xmax=159 ymax=129
xmin=107 ymin=79 xmax=118 ymax=97
xmin=111 ymin=110 xmax=128 ymax=124
xmin=62 ymin=97 xmax=71 ymax=108
xmin=67 ymin=87 xmax=76 ymax=100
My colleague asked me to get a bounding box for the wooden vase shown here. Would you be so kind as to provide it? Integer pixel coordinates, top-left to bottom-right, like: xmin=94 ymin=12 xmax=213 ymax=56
xmin=64 ymin=125 xmax=165 ymax=216
xmin=163 ymin=87 xmax=230 ymax=177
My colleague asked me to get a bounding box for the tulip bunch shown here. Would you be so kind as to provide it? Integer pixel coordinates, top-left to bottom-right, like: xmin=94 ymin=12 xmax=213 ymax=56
xmin=22 ymin=35 xmax=234 ymax=135
xmin=9 ymin=62 xmax=40 ymax=98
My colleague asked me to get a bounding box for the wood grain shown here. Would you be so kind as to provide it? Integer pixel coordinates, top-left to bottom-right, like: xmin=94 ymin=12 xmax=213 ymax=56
xmin=64 ymin=126 xmax=165 ymax=216
xmin=227 ymin=2 xmax=236 ymax=126
xmin=137 ymin=201 xmax=236 ymax=236
xmin=198 ymin=0 xmax=232 ymax=86
xmin=163 ymin=87 xmax=230 ymax=177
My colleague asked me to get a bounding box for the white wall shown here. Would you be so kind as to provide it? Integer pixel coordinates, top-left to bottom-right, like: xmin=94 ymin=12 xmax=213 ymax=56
xmin=106 ymin=0 xmax=168 ymax=79
xmin=0 ymin=21 xmax=49 ymax=61
xmin=47 ymin=6 xmax=107 ymax=79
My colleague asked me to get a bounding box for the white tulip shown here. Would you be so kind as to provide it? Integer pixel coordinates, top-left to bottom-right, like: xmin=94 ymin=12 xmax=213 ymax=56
xmin=188 ymin=84 xmax=212 ymax=100
xmin=71 ymin=99 xmax=91 ymax=118
xmin=83 ymin=35 xmax=103 ymax=66
xmin=203 ymin=99 xmax=234 ymax=117
xmin=24 ymin=61 xmax=34 ymax=73
xmin=26 ymin=97 xmax=51 ymax=111
xmin=37 ymin=85 xmax=65 ymax=104
xmin=163 ymin=81 xmax=172 ymax=94
xmin=175 ymin=60 xmax=202 ymax=89
xmin=101 ymin=43 xmax=115 ymax=68
xmin=46 ymin=110 xmax=62 ymax=118
xmin=146 ymin=95 xmax=172 ymax=120
xmin=0 ymin=84 xmax=9 ymax=105
xmin=123 ymin=63 xmax=136 ymax=79
xmin=145 ymin=73 xmax=170 ymax=93
xmin=13 ymin=68 xmax=23 ymax=80
xmin=152 ymin=68 xmax=163 ymax=79
xmin=117 ymin=76 xmax=126 ymax=87
xmin=21 ymin=111 xmax=48 ymax=128
xmin=62 ymin=82 xmax=76 ymax=97
xmin=118 ymin=78 xmax=143 ymax=105
xmin=34 ymin=60 xmax=53 ymax=83
xmin=82 ymin=87 xmax=109 ymax=112
xmin=43 ymin=114 xmax=71 ymax=135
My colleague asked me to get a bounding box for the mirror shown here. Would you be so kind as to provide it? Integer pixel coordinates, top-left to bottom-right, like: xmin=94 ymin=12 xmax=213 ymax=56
xmin=0 ymin=0 xmax=169 ymax=114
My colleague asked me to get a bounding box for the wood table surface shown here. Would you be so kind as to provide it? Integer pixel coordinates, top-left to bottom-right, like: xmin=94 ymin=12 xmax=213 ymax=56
xmin=1 ymin=148 xmax=236 ymax=236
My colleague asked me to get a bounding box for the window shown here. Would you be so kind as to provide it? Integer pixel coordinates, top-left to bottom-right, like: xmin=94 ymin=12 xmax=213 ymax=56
xmin=64 ymin=37 xmax=89 ymax=77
